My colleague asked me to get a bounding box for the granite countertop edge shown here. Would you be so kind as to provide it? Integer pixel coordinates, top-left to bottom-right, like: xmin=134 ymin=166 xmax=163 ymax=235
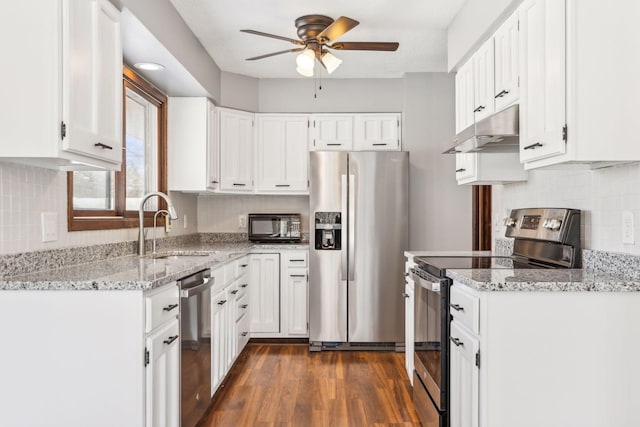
xmin=0 ymin=242 xmax=309 ymax=291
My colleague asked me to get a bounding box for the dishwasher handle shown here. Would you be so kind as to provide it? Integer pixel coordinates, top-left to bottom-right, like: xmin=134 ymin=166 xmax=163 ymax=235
xmin=180 ymin=276 xmax=213 ymax=298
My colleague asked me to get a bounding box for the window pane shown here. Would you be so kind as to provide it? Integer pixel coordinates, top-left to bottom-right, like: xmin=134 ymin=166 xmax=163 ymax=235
xmin=125 ymin=89 xmax=158 ymax=211
xmin=73 ymin=171 xmax=115 ymax=210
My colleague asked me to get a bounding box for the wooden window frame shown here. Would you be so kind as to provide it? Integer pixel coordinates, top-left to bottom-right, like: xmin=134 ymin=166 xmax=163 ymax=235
xmin=67 ymin=67 xmax=168 ymax=231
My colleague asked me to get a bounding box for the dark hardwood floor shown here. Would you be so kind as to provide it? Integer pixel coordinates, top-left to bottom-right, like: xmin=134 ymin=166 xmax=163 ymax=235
xmin=198 ymin=343 xmax=420 ymax=426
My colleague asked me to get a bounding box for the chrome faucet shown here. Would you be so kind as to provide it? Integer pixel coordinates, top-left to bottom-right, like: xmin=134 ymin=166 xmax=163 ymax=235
xmin=138 ymin=192 xmax=178 ymax=256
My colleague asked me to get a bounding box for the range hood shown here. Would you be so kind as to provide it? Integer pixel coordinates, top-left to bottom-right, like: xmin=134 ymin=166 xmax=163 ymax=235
xmin=443 ymin=104 xmax=520 ymax=154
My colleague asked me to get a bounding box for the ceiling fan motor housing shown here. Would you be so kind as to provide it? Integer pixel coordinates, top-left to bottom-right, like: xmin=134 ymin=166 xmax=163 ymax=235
xmin=295 ymin=15 xmax=334 ymax=42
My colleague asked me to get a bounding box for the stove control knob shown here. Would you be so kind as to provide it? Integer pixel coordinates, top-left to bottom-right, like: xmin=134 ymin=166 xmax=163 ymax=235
xmin=504 ymin=217 xmax=516 ymax=227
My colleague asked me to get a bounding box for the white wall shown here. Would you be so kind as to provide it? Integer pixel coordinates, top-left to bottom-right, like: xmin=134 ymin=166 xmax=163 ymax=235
xmin=0 ymin=162 xmax=197 ymax=255
xmin=447 ymin=0 xmax=522 ymax=71
xmin=220 ymin=71 xmax=259 ymax=111
xmin=493 ymin=163 xmax=640 ymax=255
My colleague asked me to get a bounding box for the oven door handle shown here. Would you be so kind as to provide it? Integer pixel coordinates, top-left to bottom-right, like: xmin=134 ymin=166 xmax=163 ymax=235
xmin=410 ymin=269 xmax=444 ymax=293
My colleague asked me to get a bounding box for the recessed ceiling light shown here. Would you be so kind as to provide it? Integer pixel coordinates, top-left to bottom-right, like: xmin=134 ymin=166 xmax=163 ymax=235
xmin=133 ymin=62 xmax=165 ymax=71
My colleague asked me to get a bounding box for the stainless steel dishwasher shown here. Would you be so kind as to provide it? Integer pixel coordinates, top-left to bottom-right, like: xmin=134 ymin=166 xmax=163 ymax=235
xmin=179 ymin=268 xmax=212 ymax=427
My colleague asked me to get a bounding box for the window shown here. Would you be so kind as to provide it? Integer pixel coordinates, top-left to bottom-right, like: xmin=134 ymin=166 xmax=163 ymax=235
xmin=67 ymin=67 xmax=167 ymax=231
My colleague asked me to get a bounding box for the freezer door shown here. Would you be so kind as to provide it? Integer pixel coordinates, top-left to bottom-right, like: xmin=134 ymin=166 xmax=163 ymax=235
xmin=348 ymin=151 xmax=409 ymax=343
xmin=309 ymin=152 xmax=348 ymax=342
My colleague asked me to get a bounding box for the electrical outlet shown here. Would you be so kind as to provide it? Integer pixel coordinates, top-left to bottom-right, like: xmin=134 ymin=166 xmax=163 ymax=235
xmin=183 ymin=214 xmax=188 ymax=229
xmin=622 ymin=211 xmax=634 ymax=244
xmin=41 ymin=212 xmax=57 ymax=242
xmin=239 ymin=215 xmax=246 ymax=229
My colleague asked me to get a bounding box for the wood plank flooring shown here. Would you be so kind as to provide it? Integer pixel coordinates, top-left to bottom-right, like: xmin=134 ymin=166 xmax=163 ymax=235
xmin=198 ymin=343 xmax=420 ymax=427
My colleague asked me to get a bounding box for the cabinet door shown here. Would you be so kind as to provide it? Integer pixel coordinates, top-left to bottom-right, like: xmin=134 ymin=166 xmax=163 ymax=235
xmin=455 ymin=60 xmax=475 ymax=133
xmin=455 ymin=153 xmax=477 ymax=182
xmin=404 ymin=279 xmax=414 ymax=382
xmin=472 ymin=39 xmax=496 ymax=121
xmin=449 ymin=321 xmax=479 ymax=427
xmin=256 ymin=115 xmax=309 ymax=192
xmin=286 ymin=269 xmax=308 ymax=336
xmin=207 ymin=101 xmax=220 ymax=190
xmin=227 ymin=284 xmax=239 ymax=365
xmin=494 ymin=10 xmax=520 ymax=111
xmin=353 ymin=114 xmax=401 ymax=150
xmin=219 ymin=109 xmax=254 ymax=191
xmin=145 ymin=319 xmax=180 ymax=427
xmin=63 ymin=0 xmax=122 ymax=165
xmin=311 ymin=115 xmax=353 ymax=151
xmin=211 ymin=288 xmax=228 ymax=393
xmin=249 ymin=254 xmax=280 ymax=334
xmin=519 ymin=0 xmax=566 ymax=162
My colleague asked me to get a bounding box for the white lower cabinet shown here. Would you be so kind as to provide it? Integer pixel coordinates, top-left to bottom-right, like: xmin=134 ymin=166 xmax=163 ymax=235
xmin=403 ymin=277 xmax=415 ymax=384
xmin=285 ymin=268 xmax=308 ymax=336
xmin=449 ymin=320 xmax=479 ymax=427
xmin=249 ymin=253 xmax=281 ymax=334
xmin=210 ymin=287 xmax=228 ymax=393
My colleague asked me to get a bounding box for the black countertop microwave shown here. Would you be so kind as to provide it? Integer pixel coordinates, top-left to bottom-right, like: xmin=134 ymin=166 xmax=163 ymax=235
xmin=248 ymin=213 xmax=302 ymax=243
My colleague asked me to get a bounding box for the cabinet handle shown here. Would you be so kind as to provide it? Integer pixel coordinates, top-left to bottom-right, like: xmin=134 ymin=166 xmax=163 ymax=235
xmin=276 ymin=184 xmax=290 ymax=187
xmin=94 ymin=142 xmax=113 ymax=150
xmin=240 ymin=264 xmax=248 ymax=268
xmin=402 ymin=293 xmax=410 ymax=298
xmin=217 ymin=300 xmax=227 ymax=305
xmin=494 ymin=89 xmax=510 ymax=98
xmin=523 ymin=142 xmax=544 ymax=150
xmin=241 ymin=332 xmax=248 ymax=337
xmin=455 ymin=168 xmax=466 ymax=173
xmin=372 ymin=143 xmax=388 ymax=146
xmin=230 ymin=290 xmax=239 ymax=295
xmin=290 ymin=259 xmax=305 ymax=262
xmin=163 ymin=335 xmax=179 ymax=345
xmin=211 ymin=180 xmax=219 ymax=184
xmin=473 ymin=105 xmax=485 ymax=113
xmin=327 ymin=143 xmax=342 ymax=146
xmin=450 ymin=303 xmax=465 ymax=312
xmin=450 ymin=336 xmax=464 ymax=347
xmin=233 ymin=183 xmax=246 ymax=187
xmin=290 ymin=274 xmax=306 ymax=278
xmin=162 ymin=303 xmax=178 ymax=312
xmin=240 ymin=304 xmax=248 ymax=309
xmin=240 ymin=284 xmax=248 ymax=288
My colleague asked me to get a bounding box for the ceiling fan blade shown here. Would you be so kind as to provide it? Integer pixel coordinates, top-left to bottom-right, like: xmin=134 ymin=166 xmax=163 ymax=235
xmin=240 ymin=29 xmax=305 ymax=46
xmin=245 ymin=48 xmax=304 ymax=61
xmin=316 ymin=16 xmax=359 ymax=42
xmin=330 ymin=42 xmax=399 ymax=51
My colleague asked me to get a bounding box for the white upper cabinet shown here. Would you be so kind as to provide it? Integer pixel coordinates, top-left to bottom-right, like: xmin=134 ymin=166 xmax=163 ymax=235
xmin=472 ymin=39 xmax=496 ymax=121
xmin=310 ymin=115 xmax=354 ymax=151
xmin=493 ymin=10 xmax=520 ymax=111
xmin=455 ymin=60 xmax=475 ymax=133
xmin=219 ymin=108 xmax=254 ymax=191
xmin=1 ymin=0 xmax=122 ymax=170
xmin=256 ymin=115 xmax=309 ymax=193
xmin=519 ymin=0 xmax=567 ymax=163
xmin=168 ymin=98 xmax=218 ymax=192
xmin=353 ymin=114 xmax=402 ymax=151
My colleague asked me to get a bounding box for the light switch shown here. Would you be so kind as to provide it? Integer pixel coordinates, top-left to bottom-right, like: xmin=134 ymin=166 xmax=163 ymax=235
xmin=622 ymin=210 xmax=634 ymax=244
xmin=41 ymin=212 xmax=57 ymax=242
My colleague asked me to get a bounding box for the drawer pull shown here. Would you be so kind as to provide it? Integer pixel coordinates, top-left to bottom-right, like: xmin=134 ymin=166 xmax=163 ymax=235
xmin=494 ymin=89 xmax=510 ymax=98
xmin=217 ymin=300 xmax=227 ymax=306
xmin=240 ymin=284 xmax=248 ymax=288
xmin=455 ymin=168 xmax=466 ymax=173
xmin=211 ymin=180 xmax=219 ymax=184
xmin=473 ymin=105 xmax=485 ymax=113
xmin=163 ymin=335 xmax=179 ymax=345
xmin=450 ymin=303 xmax=464 ymax=312
xmin=163 ymin=303 xmax=178 ymax=312
xmin=230 ymin=290 xmax=239 ymax=295
xmin=402 ymin=293 xmax=410 ymax=298
xmin=94 ymin=142 xmax=113 ymax=150
xmin=523 ymin=142 xmax=544 ymax=150
xmin=240 ymin=304 xmax=248 ymax=309
xmin=233 ymin=183 xmax=246 ymax=187
xmin=276 ymin=184 xmax=290 ymax=187
xmin=290 ymin=259 xmax=305 ymax=262
xmin=327 ymin=143 xmax=342 ymax=146
xmin=290 ymin=274 xmax=306 ymax=278
xmin=241 ymin=332 xmax=248 ymax=337
xmin=372 ymin=143 xmax=388 ymax=146
xmin=450 ymin=337 xmax=464 ymax=347
xmin=240 ymin=264 xmax=248 ymax=268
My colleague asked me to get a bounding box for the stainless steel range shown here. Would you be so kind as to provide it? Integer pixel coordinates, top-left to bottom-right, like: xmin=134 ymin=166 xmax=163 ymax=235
xmin=410 ymin=208 xmax=581 ymax=427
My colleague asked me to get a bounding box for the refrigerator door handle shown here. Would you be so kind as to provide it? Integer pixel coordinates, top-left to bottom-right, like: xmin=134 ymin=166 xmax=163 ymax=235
xmin=348 ymin=174 xmax=355 ymax=281
xmin=341 ymin=174 xmax=348 ymax=281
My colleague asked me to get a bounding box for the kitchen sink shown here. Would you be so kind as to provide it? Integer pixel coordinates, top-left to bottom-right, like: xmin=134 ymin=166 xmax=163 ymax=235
xmin=148 ymin=251 xmax=215 ymax=260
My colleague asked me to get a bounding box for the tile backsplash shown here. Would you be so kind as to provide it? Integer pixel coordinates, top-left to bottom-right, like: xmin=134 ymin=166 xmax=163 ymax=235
xmin=0 ymin=162 xmax=197 ymax=255
xmin=494 ymin=162 xmax=640 ymax=255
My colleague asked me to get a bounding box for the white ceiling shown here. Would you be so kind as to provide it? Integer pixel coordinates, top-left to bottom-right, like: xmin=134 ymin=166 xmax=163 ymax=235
xmin=168 ymin=0 xmax=467 ymax=79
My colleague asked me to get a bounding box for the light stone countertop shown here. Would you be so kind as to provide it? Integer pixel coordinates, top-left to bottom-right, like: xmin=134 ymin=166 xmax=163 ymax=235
xmin=447 ymin=268 xmax=640 ymax=292
xmin=0 ymin=242 xmax=309 ymax=291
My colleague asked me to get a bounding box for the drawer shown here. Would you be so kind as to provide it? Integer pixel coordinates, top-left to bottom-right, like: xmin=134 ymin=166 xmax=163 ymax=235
xmin=146 ymin=318 xmax=180 ymax=357
xmin=237 ymin=312 xmax=250 ymax=351
xmin=210 ymin=266 xmax=225 ymax=294
xmin=236 ymin=293 xmax=249 ymax=321
xmin=224 ymin=260 xmax=238 ymax=284
xmin=284 ymin=251 xmax=307 ymax=268
xmin=450 ymin=284 xmax=480 ymax=334
xmin=237 ymin=257 xmax=249 ymax=277
xmin=237 ymin=277 xmax=250 ymax=299
xmin=145 ymin=283 xmax=179 ymax=333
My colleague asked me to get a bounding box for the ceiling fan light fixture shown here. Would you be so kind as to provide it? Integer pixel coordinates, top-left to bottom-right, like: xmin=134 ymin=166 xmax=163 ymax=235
xmin=321 ymin=51 xmax=342 ymax=74
xmin=296 ymin=65 xmax=314 ymax=77
xmin=296 ymin=48 xmax=315 ymax=69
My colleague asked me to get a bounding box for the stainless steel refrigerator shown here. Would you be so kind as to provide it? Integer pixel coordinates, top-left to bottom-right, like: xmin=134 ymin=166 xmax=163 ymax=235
xmin=309 ymin=151 xmax=409 ymax=349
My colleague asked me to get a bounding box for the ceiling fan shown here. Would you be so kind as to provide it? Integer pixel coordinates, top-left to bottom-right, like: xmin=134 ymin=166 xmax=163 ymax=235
xmin=240 ymin=15 xmax=399 ymax=76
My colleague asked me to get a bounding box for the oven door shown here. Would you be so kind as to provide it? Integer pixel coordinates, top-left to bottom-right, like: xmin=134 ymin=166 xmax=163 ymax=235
xmin=411 ymin=268 xmax=449 ymax=419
